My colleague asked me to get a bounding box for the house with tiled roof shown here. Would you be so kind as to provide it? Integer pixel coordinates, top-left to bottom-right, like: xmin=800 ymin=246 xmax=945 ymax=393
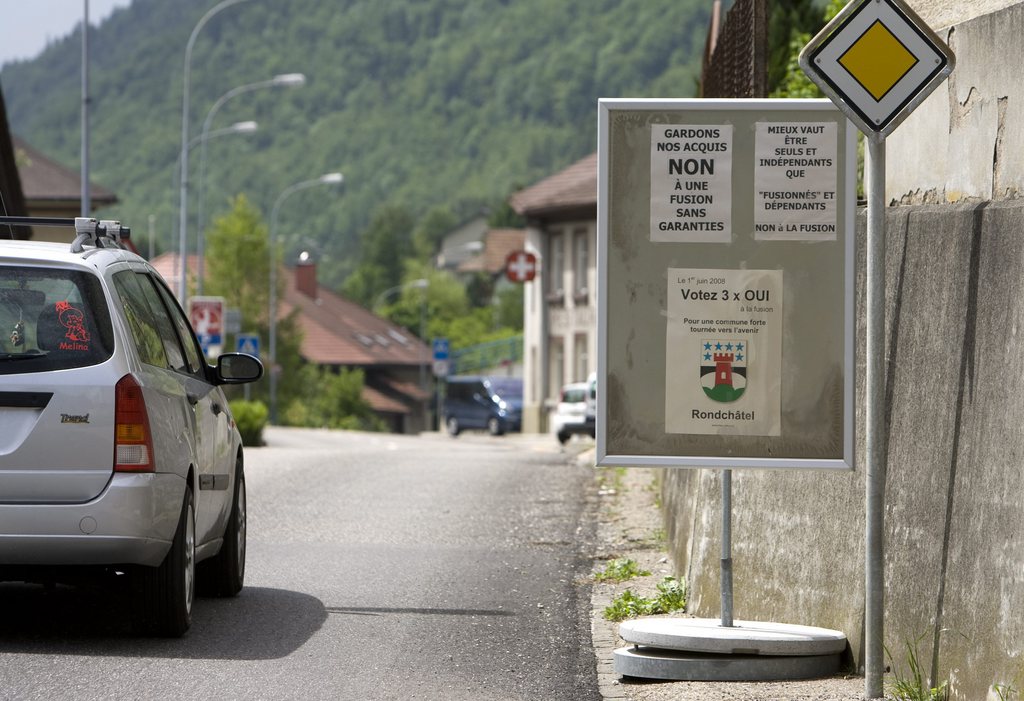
xmin=0 ymin=82 xmax=117 ymax=239
xmin=13 ymin=137 xmax=117 ymax=241
xmin=510 ymin=153 xmax=597 ymax=433
xmin=453 ymin=228 xmax=526 ymax=277
xmin=150 ymin=253 xmax=431 ymax=434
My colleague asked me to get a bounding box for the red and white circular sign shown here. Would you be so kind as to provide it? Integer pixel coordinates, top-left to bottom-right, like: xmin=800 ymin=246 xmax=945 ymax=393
xmin=505 ymin=250 xmax=537 ymax=283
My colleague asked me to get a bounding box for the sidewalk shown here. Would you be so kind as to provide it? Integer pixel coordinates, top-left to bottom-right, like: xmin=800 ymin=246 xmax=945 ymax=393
xmin=582 ymin=452 xmax=866 ymax=701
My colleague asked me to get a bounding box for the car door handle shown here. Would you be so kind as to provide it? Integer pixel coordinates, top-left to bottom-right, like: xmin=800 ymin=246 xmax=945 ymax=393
xmin=211 ymin=402 xmax=223 ymax=416
xmin=187 ymin=392 xmax=200 ymax=406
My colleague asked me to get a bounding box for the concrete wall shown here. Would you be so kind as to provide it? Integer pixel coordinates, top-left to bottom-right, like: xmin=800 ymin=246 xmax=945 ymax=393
xmin=912 ymin=0 xmax=1016 ymax=31
xmin=662 ymin=201 xmax=1024 ymax=699
xmin=888 ymin=3 xmax=1024 ymax=204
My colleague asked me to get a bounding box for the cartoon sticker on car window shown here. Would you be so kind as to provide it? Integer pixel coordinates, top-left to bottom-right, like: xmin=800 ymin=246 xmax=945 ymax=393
xmin=56 ymin=300 xmax=90 ymax=342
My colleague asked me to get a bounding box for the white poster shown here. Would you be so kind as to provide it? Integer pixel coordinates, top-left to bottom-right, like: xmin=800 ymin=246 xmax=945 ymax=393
xmin=753 ymin=122 xmax=838 ymax=241
xmin=665 ymin=268 xmax=783 ymax=436
xmin=650 ymin=125 xmax=733 ymax=243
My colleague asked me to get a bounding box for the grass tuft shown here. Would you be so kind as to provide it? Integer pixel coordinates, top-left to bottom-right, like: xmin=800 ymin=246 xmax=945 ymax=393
xmin=885 ymin=632 xmax=947 ymax=701
xmin=594 ymin=558 xmax=651 ymax=583
xmin=602 ymin=576 xmax=687 ymax=622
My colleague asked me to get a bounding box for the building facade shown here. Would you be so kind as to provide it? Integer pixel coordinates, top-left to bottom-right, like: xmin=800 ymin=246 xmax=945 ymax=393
xmin=510 ymin=154 xmax=597 ymax=433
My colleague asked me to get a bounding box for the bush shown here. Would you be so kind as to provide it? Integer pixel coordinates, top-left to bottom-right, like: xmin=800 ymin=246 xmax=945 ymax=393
xmin=280 ymin=366 xmax=386 ymax=431
xmin=230 ymin=400 xmax=269 ymax=446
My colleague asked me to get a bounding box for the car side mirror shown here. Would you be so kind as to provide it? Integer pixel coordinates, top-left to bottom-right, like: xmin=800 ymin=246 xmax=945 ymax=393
xmin=215 ymin=353 xmax=264 ymax=384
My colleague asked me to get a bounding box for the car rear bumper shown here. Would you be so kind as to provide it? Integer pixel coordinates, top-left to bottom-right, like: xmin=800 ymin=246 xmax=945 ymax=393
xmin=0 ymin=472 xmax=185 ymax=568
xmin=555 ymin=416 xmax=595 ymax=435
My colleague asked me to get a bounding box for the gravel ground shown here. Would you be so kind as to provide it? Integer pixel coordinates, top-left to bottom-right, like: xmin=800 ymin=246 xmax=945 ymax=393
xmin=583 ymin=456 xmax=868 ymax=701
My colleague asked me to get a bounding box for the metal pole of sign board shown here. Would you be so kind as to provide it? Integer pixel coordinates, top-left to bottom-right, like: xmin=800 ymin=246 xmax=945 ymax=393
xmin=721 ymin=468 xmax=733 ymax=628
xmin=864 ymin=136 xmax=886 ymax=700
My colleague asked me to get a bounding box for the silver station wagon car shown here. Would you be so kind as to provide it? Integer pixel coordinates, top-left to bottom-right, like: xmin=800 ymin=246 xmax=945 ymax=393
xmin=0 ymin=218 xmax=262 ymax=636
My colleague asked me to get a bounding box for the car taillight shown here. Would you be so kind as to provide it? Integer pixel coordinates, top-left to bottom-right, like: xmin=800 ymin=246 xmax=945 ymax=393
xmin=114 ymin=374 xmax=154 ymax=472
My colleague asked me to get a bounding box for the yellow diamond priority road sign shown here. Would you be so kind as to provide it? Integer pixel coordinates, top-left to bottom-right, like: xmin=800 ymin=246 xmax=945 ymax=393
xmin=799 ymin=0 xmax=954 ymax=139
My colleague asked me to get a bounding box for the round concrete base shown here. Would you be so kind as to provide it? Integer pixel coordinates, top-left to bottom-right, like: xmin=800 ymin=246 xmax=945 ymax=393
xmin=618 ymin=617 xmax=848 ymax=656
xmin=613 ymin=645 xmax=842 ymax=681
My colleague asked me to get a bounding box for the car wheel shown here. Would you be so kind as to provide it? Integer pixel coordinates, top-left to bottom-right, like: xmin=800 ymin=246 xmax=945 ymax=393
xmin=557 ymin=431 xmax=570 ymax=445
xmin=488 ymin=417 xmax=504 ymax=436
xmin=198 ymin=457 xmax=246 ymax=597
xmin=446 ymin=416 xmax=460 ymax=437
xmin=132 ymin=486 xmax=195 ymax=637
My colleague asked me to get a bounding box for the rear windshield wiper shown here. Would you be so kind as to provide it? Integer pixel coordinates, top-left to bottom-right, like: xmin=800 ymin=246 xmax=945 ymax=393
xmin=0 ymin=351 xmax=48 ymax=361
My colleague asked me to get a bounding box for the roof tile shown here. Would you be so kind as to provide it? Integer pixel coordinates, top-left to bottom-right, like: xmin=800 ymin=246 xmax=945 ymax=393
xmin=510 ymin=153 xmax=597 ymax=218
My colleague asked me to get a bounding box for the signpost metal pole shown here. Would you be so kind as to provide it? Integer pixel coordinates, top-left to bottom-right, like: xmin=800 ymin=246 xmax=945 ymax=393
xmin=721 ymin=468 xmax=734 ymax=628
xmin=796 ymin=4 xmax=954 ymax=694
xmin=864 ymin=136 xmax=886 ymax=699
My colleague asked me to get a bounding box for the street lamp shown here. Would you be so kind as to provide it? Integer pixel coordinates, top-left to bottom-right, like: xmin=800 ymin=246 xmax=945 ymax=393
xmin=195 ymin=73 xmax=306 ymax=295
xmin=170 ymin=120 xmax=258 ymax=297
xmin=268 ymin=172 xmax=344 ymax=423
xmin=173 ymin=121 xmax=259 ymax=182
xmin=177 ymin=0 xmax=253 ymax=302
xmin=372 ymin=278 xmax=429 ymax=312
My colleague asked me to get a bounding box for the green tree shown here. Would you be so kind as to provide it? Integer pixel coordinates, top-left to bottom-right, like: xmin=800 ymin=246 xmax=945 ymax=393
xmin=487 ymin=199 xmax=526 ymax=229
xmin=382 ymin=264 xmax=469 ymax=343
xmin=283 ymin=366 xmax=384 ymax=431
xmin=770 ymin=0 xmax=846 ymax=98
xmin=412 ymin=205 xmax=458 ymax=261
xmin=342 ymin=205 xmax=416 ymax=306
xmin=767 ymin=0 xmax=821 ymax=94
xmin=380 ymin=262 xmax=521 ymax=351
xmin=465 ymin=271 xmax=495 ymax=309
xmin=495 ymin=284 xmax=524 ymax=330
xmin=202 ymin=193 xmax=305 ymax=409
xmin=203 ymin=194 xmax=270 ymax=326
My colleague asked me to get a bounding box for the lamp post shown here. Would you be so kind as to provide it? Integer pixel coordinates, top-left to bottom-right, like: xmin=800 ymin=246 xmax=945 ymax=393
xmin=374 ymin=278 xmax=430 ymax=428
xmin=177 ymin=0 xmax=252 ymax=303
xmin=195 ymin=73 xmax=306 ymax=295
xmin=81 ymin=0 xmax=90 ymax=216
xmin=268 ymin=172 xmax=344 ymax=423
xmin=171 ymin=121 xmax=258 ymax=297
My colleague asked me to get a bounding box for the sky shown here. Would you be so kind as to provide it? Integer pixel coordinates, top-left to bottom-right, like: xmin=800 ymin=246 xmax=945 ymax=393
xmin=0 ymin=0 xmax=131 ymax=69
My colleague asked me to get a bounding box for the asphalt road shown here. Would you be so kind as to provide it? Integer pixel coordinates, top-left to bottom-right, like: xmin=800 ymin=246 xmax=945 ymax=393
xmin=0 ymin=427 xmax=601 ymax=701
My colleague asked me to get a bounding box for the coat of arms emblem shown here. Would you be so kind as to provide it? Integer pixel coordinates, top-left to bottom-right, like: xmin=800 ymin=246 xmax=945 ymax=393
xmin=700 ymin=340 xmax=747 ymax=402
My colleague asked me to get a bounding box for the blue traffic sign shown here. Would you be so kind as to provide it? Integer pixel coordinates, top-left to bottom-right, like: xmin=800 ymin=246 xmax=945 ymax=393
xmin=236 ymin=333 xmax=260 ymax=358
xmin=432 ymin=338 xmax=449 ymax=361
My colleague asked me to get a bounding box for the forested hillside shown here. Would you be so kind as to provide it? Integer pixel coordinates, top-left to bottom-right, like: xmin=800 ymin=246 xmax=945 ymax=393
xmin=2 ymin=0 xmax=711 ymax=289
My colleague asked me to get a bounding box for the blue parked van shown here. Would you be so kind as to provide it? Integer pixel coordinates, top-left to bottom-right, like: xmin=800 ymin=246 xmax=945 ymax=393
xmin=444 ymin=376 xmax=523 ymax=436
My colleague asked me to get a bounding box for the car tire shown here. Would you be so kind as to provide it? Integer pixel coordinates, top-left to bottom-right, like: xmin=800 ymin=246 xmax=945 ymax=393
xmin=132 ymin=486 xmax=195 ymax=637
xmin=198 ymin=457 xmax=246 ymax=597
xmin=446 ymin=416 xmax=460 ymax=437
xmin=557 ymin=431 xmax=570 ymax=445
xmin=487 ymin=417 xmax=504 ymax=436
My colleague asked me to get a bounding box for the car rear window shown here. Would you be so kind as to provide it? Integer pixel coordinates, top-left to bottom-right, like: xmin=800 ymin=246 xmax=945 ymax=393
xmin=562 ymin=388 xmax=587 ymax=403
xmin=487 ymin=378 xmax=522 ymax=398
xmin=0 ymin=266 xmax=114 ymax=374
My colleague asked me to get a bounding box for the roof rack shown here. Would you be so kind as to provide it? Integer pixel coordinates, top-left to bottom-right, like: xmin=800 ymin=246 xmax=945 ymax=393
xmin=0 ymin=216 xmax=131 ymax=253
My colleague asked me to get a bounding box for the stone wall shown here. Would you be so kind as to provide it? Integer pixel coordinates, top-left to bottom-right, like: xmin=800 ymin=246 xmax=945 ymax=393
xmin=662 ymin=201 xmax=1024 ymax=699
